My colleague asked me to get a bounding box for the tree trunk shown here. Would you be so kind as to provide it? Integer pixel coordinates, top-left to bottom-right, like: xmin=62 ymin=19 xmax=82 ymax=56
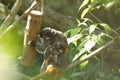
xmin=21 ymin=10 xmax=42 ymax=66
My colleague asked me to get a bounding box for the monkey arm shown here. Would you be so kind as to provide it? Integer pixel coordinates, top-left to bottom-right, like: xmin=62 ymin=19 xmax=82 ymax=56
xmin=40 ymin=60 xmax=48 ymax=72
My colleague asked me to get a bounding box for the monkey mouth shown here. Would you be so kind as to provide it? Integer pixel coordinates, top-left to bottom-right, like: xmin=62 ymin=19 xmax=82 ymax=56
xmin=48 ymin=59 xmax=58 ymax=65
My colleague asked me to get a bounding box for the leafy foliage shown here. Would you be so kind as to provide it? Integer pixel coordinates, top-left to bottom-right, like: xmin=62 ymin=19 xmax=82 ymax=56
xmin=78 ymin=0 xmax=120 ymax=19
xmin=65 ymin=19 xmax=113 ymax=62
xmin=62 ymin=0 xmax=120 ymax=80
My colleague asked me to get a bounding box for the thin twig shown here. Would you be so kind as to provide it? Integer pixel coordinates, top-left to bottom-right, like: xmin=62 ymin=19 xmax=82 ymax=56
xmin=89 ymin=11 xmax=103 ymax=23
xmin=89 ymin=11 xmax=119 ymax=36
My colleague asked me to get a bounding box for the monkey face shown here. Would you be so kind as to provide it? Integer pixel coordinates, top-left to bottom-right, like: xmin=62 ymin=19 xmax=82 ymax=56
xmin=44 ymin=41 xmax=66 ymax=65
xmin=40 ymin=41 xmax=68 ymax=72
xmin=35 ymin=28 xmax=68 ymax=54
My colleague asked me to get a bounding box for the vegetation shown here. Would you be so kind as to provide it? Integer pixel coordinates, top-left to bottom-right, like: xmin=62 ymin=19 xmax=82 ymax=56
xmin=0 ymin=0 xmax=120 ymax=80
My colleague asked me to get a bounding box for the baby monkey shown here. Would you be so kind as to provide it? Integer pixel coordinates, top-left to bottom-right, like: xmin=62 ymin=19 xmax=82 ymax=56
xmin=41 ymin=41 xmax=68 ymax=72
xmin=30 ymin=28 xmax=68 ymax=80
xmin=31 ymin=42 xmax=68 ymax=80
xmin=28 ymin=27 xmax=68 ymax=70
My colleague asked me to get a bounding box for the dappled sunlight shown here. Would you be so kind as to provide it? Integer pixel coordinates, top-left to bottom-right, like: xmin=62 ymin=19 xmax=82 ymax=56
xmin=0 ymin=54 xmax=20 ymax=80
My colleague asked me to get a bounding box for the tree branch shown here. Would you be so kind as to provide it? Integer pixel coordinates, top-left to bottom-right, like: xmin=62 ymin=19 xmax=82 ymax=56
xmin=0 ymin=0 xmax=39 ymax=38
xmin=13 ymin=71 xmax=31 ymax=80
xmin=0 ymin=0 xmax=24 ymax=31
xmin=0 ymin=0 xmax=76 ymax=32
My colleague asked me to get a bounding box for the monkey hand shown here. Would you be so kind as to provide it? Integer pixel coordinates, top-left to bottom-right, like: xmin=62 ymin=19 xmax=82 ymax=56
xmin=31 ymin=64 xmax=59 ymax=80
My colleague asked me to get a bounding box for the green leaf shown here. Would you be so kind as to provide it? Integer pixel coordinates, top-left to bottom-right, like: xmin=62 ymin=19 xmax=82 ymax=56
xmin=72 ymin=48 xmax=86 ymax=62
xmin=73 ymin=41 xmax=77 ymax=46
xmin=105 ymin=1 xmax=115 ymax=10
xmin=64 ymin=30 xmax=70 ymax=37
xmin=89 ymin=23 xmax=98 ymax=34
xmin=84 ymin=39 xmax=96 ymax=51
xmin=77 ymin=38 xmax=88 ymax=50
xmin=76 ymin=19 xmax=81 ymax=26
xmin=99 ymin=23 xmax=112 ymax=34
xmin=80 ymin=60 xmax=89 ymax=68
xmin=80 ymin=56 xmax=89 ymax=69
xmin=81 ymin=7 xmax=90 ymax=19
xmin=92 ymin=35 xmax=104 ymax=45
xmin=64 ymin=28 xmax=81 ymax=37
xmin=67 ymin=34 xmax=83 ymax=45
xmin=98 ymin=33 xmax=113 ymax=39
xmin=79 ymin=0 xmax=90 ymax=11
xmin=70 ymin=28 xmax=81 ymax=37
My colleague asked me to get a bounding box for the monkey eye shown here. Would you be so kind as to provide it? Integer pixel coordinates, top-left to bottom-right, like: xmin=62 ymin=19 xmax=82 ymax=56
xmin=53 ymin=42 xmax=64 ymax=53
xmin=45 ymin=34 xmax=51 ymax=40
